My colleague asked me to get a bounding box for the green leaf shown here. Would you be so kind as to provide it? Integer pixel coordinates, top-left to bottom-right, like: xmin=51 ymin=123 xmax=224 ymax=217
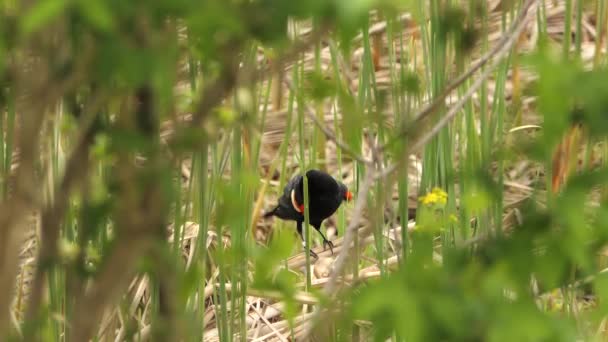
xmin=21 ymin=0 xmax=70 ymax=35
xmin=338 ymin=89 xmax=363 ymax=150
xmin=304 ymin=71 xmax=337 ymax=100
xmin=75 ymin=0 xmax=115 ymax=32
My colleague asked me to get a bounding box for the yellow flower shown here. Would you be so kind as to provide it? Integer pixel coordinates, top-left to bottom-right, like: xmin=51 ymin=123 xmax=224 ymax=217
xmin=419 ymin=187 xmax=448 ymax=206
xmin=432 ymin=187 xmax=448 ymax=204
xmin=419 ymin=192 xmax=437 ymax=205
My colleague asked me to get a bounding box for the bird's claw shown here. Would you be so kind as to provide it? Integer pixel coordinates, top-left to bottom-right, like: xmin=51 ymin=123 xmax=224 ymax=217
xmin=302 ymin=240 xmax=319 ymax=259
xmin=309 ymin=249 xmax=319 ymax=259
xmin=323 ymin=239 xmax=335 ymax=255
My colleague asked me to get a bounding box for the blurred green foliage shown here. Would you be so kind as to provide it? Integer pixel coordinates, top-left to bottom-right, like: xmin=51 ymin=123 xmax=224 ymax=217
xmin=2 ymin=0 xmax=608 ymax=341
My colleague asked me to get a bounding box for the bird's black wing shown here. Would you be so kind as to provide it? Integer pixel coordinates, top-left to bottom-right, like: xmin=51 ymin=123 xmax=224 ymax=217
xmin=305 ymin=170 xmax=342 ymax=220
xmin=283 ymin=174 xmax=303 ymax=199
xmin=268 ymin=175 xmax=303 ymax=221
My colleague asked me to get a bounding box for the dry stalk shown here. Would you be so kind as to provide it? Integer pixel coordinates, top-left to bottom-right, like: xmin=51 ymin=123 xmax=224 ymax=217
xmin=283 ymin=78 xmax=372 ymax=166
xmin=298 ymin=1 xmax=540 ymax=340
xmin=377 ymin=0 xmax=540 ymax=180
xmin=379 ymin=0 xmax=540 ymax=154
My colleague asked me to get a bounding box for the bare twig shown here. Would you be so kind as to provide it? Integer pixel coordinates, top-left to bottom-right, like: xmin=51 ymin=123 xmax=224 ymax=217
xmin=190 ymin=26 xmax=330 ymax=128
xmin=299 ymin=1 xmax=540 ymax=339
xmin=69 ymin=238 xmax=151 ymax=342
xmin=191 ymin=56 xmax=240 ymax=127
xmin=283 ymin=78 xmax=373 ymax=166
xmin=24 ymin=92 xmax=107 ymax=329
xmin=377 ymin=0 xmax=539 ymax=180
xmin=248 ymin=300 xmax=290 ymax=342
xmin=0 ymin=56 xmax=87 ymax=338
xmin=326 ymin=170 xmax=375 ymax=295
xmin=69 ymin=86 xmax=170 ymax=341
xmin=379 ymin=0 xmax=539 ymax=153
xmin=293 ymin=167 xmax=374 ymax=339
xmin=221 ymin=283 xmax=319 ymax=305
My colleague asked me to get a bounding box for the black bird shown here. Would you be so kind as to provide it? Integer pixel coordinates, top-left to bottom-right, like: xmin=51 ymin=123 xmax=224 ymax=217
xmin=264 ymin=169 xmax=353 ymax=258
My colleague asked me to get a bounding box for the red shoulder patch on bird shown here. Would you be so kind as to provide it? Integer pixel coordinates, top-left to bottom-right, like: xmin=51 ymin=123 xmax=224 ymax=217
xmin=346 ymin=191 xmax=353 ymax=201
xmin=291 ymin=189 xmax=303 ymax=213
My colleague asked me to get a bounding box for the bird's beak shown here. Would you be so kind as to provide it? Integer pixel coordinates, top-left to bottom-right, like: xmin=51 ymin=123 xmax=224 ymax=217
xmin=345 ymin=191 xmax=353 ymax=202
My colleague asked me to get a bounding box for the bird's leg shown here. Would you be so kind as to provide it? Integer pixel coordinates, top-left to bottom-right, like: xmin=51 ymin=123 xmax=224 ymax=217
xmin=297 ymin=221 xmax=318 ymax=259
xmin=314 ymin=224 xmax=334 ymax=255
xmin=296 ymin=220 xmax=303 ymax=239
xmin=306 ymin=243 xmax=319 ymax=259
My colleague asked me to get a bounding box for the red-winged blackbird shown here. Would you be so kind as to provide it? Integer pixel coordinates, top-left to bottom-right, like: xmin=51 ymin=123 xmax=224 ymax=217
xmin=264 ymin=169 xmax=353 ymax=258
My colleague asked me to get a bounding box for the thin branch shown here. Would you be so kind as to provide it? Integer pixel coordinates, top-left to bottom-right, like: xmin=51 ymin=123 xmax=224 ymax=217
xmin=221 ymin=283 xmax=319 ymax=305
xmin=23 ymin=92 xmax=107 ymax=331
xmin=69 ymin=237 xmax=151 ymax=342
xmin=0 ymin=28 xmax=95 ymax=333
xmin=323 ymin=169 xmax=374 ymax=295
xmin=0 ymin=60 xmax=88 ymax=338
xmin=283 ymin=78 xmax=373 ymax=166
xmin=379 ymin=0 xmax=538 ymax=153
xmin=299 ymin=169 xmax=374 ymax=340
xmin=377 ymin=0 xmax=539 ymax=180
xmin=300 ymin=1 xmax=540 ymax=339
xmin=70 ymin=85 xmax=171 ymax=341
xmin=183 ymin=27 xmax=329 ymax=138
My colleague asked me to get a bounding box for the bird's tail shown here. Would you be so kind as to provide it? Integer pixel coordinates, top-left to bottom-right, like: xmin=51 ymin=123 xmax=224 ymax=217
xmin=263 ymin=206 xmax=278 ymax=218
